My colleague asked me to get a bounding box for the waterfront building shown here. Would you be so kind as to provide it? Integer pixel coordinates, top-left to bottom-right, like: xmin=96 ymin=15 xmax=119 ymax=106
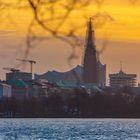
xmin=26 ymin=80 xmax=48 ymax=99
xmin=98 ymin=61 xmax=106 ymax=87
xmin=6 ymin=71 xmax=32 ymax=81
xmin=109 ymin=70 xmax=137 ymax=87
xmin=0 ymin=83 xmax=11 ymax=98
xmin=7 ymin=80 xmax=28 ymax=100
xmin=35 ymin=65 xmax=82 ymax=83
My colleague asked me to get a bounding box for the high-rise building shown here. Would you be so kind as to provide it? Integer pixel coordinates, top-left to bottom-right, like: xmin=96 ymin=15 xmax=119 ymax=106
xmin=98 ymin=61 xmax=106 ymax=87
xmin=109 ymin=70 xmax=137 ymax=87
xmin=82 ymin=18 xmax=106 ymax=86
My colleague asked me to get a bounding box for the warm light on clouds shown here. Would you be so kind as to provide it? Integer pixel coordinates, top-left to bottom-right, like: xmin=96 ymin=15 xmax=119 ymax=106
xmin=0 ymin=0 xmax=140 ymax=42
xmin=0 ymin=0 xmax=140 ymax=83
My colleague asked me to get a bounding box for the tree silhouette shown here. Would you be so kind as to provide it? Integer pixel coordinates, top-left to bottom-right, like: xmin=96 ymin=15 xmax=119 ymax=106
xmin=1 ymin=0 xmax=136 ymax=58
xmin=0 ymin=0 xmax=138 ymax=76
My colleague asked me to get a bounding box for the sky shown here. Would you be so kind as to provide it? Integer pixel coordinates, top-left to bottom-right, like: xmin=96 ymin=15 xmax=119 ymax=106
xmin=0 ymin=0 xmax=140 ymax=84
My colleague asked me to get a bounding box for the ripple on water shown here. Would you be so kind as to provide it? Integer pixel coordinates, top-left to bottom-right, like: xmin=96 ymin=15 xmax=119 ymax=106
xmin=0 ymin=119 xmax=139 ymax=140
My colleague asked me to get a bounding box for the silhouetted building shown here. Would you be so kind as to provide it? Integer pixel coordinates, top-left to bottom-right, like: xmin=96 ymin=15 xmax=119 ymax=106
xmin=109 ymin=70 xmax=137 ymax=87
xmin=98 ymin=61 xmax=106 ymax=87
xmin=35 ymin=18 xmax=106 ymax=87
xmin=7 ymin=80 xmax=28 ymax=100
xmin=26 ymin=80 xmax=48 ymax=99
xmin=6 ymin=71 xmax=32 ymax=81
xmin=82 ymin=18 xmax=106 ymax=86
xmin=35 ymin=65 xmax=82 ymax=82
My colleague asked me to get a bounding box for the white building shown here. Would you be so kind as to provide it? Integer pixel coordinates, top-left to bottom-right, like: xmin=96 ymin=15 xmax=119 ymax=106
xmin=109 ymin=70 xmax=137 ymax=87
xmin=0 ymin=83 xmax=12 ymax=98
xmin=98 ymin=61 xmax=106 ymax=87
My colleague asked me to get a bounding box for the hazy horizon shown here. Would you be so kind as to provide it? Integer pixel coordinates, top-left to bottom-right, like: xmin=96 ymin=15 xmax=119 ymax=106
xmin=0 ymin=0 xmax=140 ymax=85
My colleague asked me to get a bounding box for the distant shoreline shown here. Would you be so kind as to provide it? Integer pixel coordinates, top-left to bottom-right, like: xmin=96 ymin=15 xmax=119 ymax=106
xmin=2 ymin=115 xmax=140 ymax=118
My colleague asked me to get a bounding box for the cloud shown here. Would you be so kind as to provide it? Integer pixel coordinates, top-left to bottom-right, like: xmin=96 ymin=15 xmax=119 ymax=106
xmin=0 ymin=30 xmax=16 ymax=36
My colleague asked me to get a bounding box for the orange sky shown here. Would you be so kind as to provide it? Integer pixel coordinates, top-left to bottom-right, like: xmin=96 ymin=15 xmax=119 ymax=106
xmin=0 ymin=0 xmax=140 ymax=84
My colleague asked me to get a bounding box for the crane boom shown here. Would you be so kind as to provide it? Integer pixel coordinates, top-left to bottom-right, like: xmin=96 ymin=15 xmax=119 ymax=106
xmin=16 ymin=59 xmax=36 ymax=64
xmin=3 ymin=67 xmax=20 ymax=73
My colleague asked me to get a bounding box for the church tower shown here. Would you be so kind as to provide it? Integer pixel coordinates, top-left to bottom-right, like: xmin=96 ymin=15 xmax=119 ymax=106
xmin=82 ymin=18 xmax=99 ymax=84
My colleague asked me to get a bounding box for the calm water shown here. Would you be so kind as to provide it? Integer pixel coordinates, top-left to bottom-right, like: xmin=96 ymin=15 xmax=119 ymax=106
xmin=0 ymin=119 xmax=140 ymax=140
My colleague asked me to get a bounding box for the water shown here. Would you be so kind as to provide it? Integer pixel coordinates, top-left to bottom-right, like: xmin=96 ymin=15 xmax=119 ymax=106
xmin=0 ymin=119 xmax=140 ymax=140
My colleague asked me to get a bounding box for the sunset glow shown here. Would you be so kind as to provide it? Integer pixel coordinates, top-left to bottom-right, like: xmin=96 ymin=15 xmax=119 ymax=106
xmin=0 ymin=1 xmax=140 ymax=42
xmin=0 ymin=0 xmax=140 ymax=83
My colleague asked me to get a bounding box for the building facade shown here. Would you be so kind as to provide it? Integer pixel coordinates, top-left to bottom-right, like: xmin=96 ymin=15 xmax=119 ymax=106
xmin=98 ymin=61 xmax=106 ymax=87
xmin=27 ymin=80 xmax=48 ymax=99
xmin=7 ymin=80 xmax=28 ymax=100
xmin=109 ymin=70 xmax=137 ymax=87
xmin=0 ymin=83 xmax=12 ymax=98
xmin=6 ymin=71 xmax=32 ymax=81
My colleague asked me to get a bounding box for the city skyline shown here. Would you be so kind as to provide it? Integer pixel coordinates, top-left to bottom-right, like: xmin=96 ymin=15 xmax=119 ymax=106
xmin=1 ymin=1 xmax=140 ymax=138
xmin=0 ymin=37 xmax=139 ymax=85
xmin=0 ymin=0 xmax=140 ymax=84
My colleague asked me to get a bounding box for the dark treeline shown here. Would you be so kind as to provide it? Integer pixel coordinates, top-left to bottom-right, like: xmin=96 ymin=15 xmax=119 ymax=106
xmin=1 ymin=86 xmax=140 ymax=118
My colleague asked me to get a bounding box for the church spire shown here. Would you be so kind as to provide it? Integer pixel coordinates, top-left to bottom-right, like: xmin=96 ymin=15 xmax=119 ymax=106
xmin=86 ymin=17 xmax=96 ymax=50
xmin=83 ymin=18 xmax=99 ymax=84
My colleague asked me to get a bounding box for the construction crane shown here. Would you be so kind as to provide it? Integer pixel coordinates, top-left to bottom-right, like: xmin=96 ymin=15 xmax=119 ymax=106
xmin=16 ymin=59 xmax=36 ymax=79
xmin=3 ymin=67 xmax=20 ymax=73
